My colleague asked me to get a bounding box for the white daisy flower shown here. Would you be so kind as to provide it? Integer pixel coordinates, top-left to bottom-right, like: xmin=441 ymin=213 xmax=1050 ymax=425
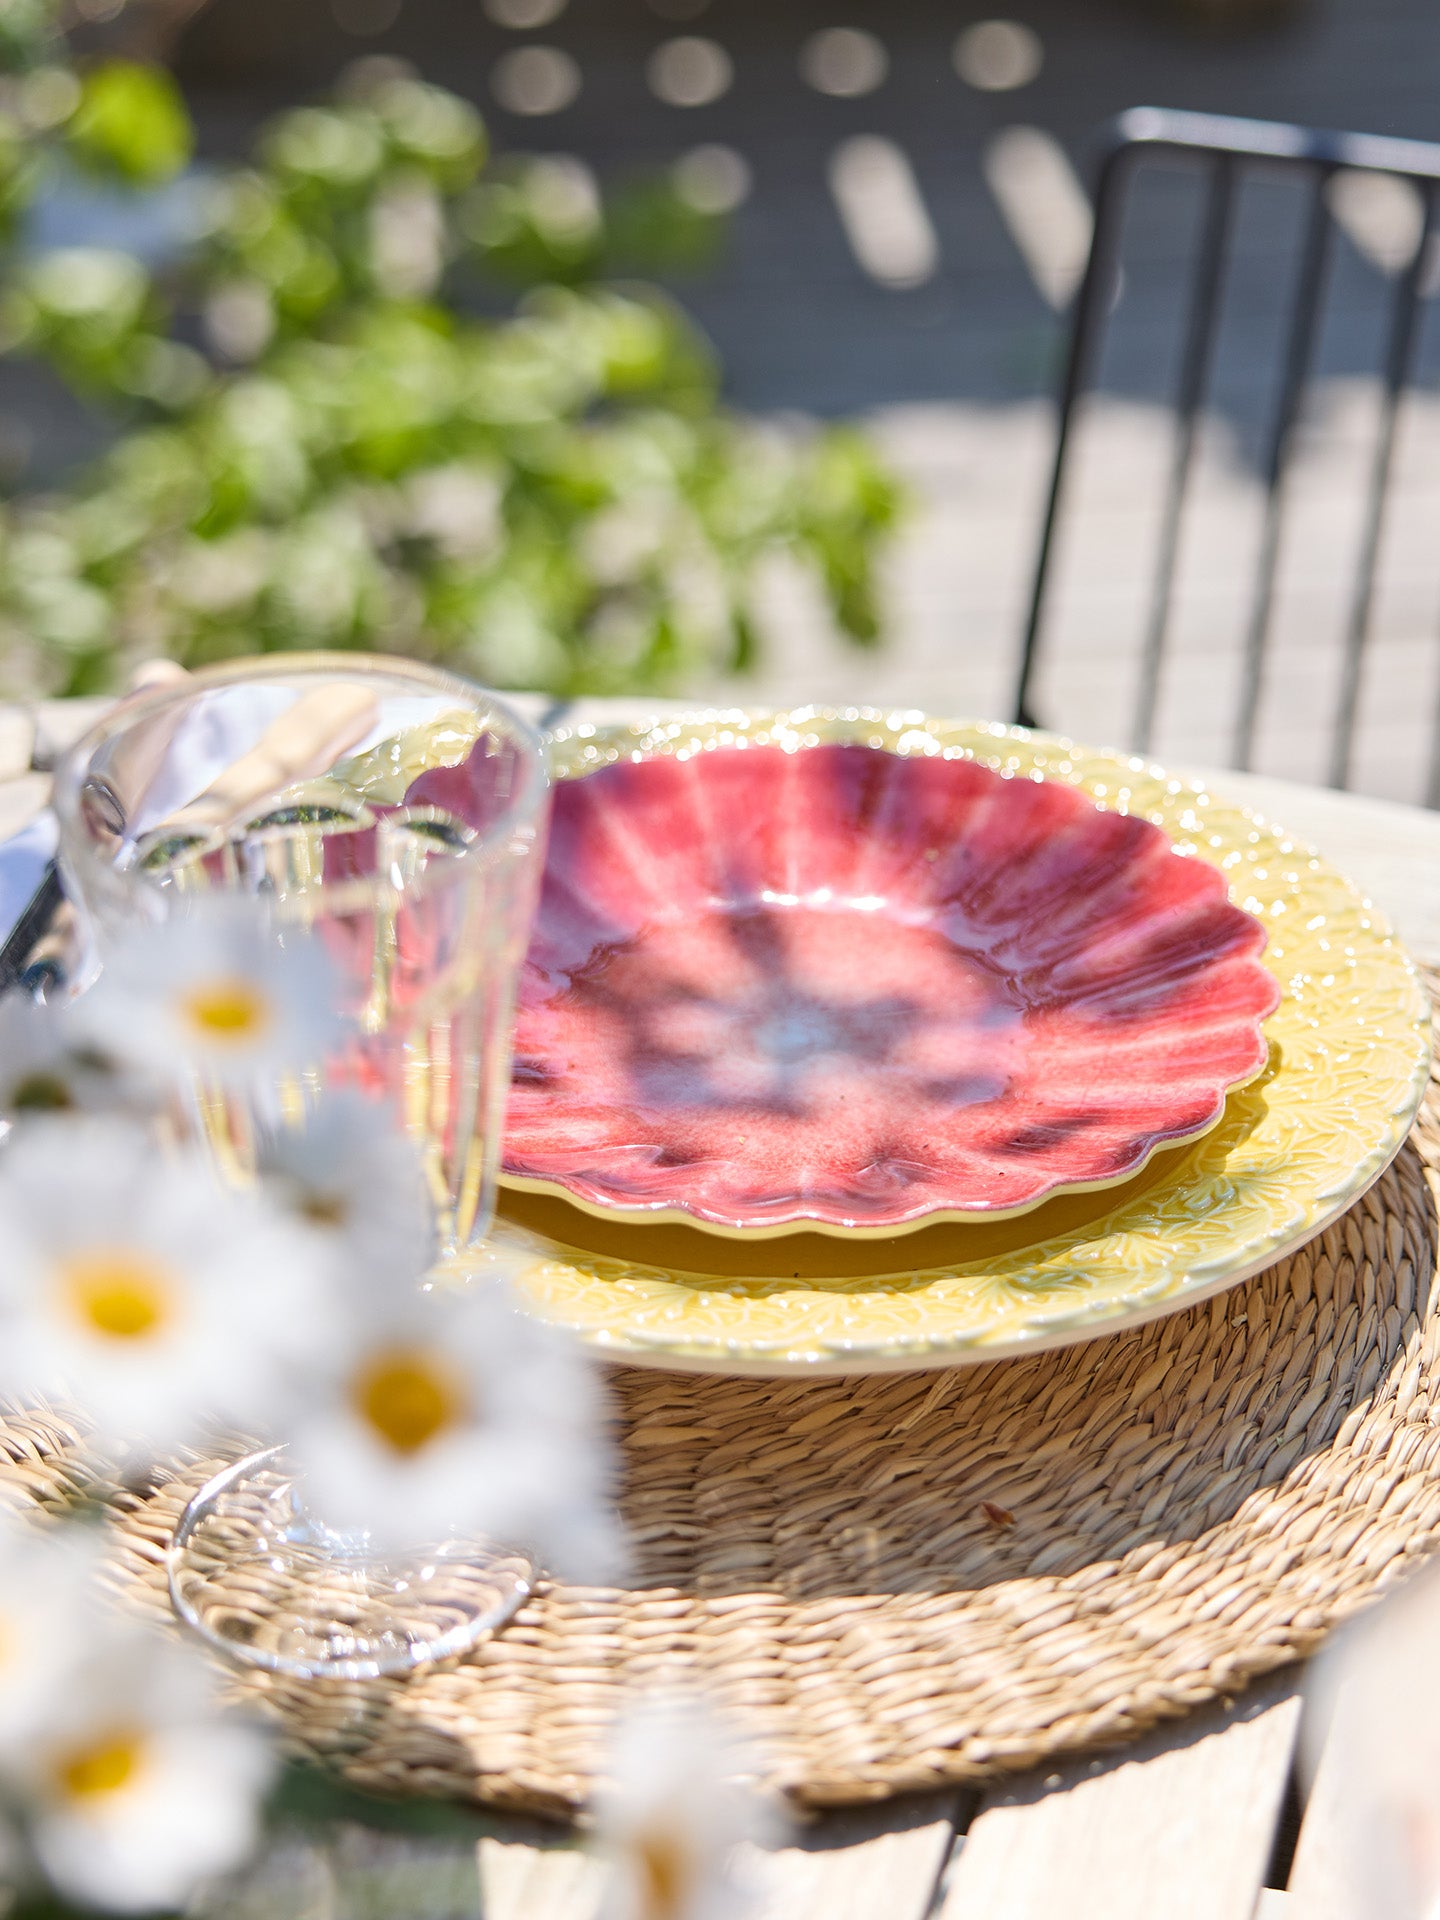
xmin=285 ymin=1270 xmax=626 ymax=1575
xmin=0 ymin=1516 xmax=107 ymax=1764
xmin=257 ymin=1091 xmax=436 ymax=1289
xmin=0 ymin=1116 xmax=336 ymax=1456
xmin=69 ymin=898 xmax=345 ymax=1094
xmin=9 ymin=1605 xmax=275 ymax=1915
xmin=596 ymin=1696 xmax=778 ymax=1920
xmin=0 ymin=995 xmax=127 ymax=1121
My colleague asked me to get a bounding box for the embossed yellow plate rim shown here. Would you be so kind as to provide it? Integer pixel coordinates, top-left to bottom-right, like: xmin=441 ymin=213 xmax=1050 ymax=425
xmin=489 ymin=708 xmax=1432 ymax=1375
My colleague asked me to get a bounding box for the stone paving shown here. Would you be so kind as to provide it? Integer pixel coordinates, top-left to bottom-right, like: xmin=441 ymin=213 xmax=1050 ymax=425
xmin=721 ymin=380 xmax=1440 ymax=808
xmin=168 ymin=0 xmax=1440 ymax=805
xmin=13 ymin=0 xmax=1440 ymax=804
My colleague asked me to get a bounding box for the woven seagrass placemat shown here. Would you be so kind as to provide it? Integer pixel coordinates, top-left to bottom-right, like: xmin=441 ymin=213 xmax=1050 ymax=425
xmin=7 ymin=1014 xmax=1440 ymax=1816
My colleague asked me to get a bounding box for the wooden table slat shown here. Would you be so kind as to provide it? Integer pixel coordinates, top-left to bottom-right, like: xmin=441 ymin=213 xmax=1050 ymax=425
xmin=939 ymin=1676 xmax=1303 ymax=1920
xmin=747 ymin=1793 xmax=966 ymax=1920
xmin=17 ymin=696 xmax=1433 ymax=1916
xmin=477 ymin=1826 xmax=609 ymax=1920
xmin=1282 ymin=1699 xmax=1352 ymax=1920
xmin=473 ymin=1794 xmax=967 ymax=1920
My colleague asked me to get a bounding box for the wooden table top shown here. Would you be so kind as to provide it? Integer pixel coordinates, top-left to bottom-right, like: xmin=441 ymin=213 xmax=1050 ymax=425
xmin=12 ymin=692 xmax=1430 ymax=1920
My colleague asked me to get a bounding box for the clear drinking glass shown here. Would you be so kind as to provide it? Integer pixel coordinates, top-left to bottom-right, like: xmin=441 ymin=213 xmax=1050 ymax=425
xmin=53 ymin=654 xmax=550 ymax=1678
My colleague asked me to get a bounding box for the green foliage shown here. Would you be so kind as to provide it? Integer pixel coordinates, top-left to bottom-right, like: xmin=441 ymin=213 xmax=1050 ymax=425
xmin=267 ymin=1757 xmax=498 ymax=1840
xmin=0 ymin=0 xmax=62 ymax=72
xmin=0 ymin=32 xmax=902 ymax=699
xmin=467 ymin=157 xmax=725 ymax=287
xmin=67 ymin=59 xmax=192 ymax=185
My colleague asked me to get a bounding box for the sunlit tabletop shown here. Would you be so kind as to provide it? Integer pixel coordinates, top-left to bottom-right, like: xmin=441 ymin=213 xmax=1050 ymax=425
xmin=11 ymin=690 xmax=1436 ymax=1920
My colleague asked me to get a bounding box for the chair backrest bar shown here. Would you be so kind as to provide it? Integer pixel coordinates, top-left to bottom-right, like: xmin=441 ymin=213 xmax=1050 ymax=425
xmin=1013 ymin=107 xmax=1440 ymax=793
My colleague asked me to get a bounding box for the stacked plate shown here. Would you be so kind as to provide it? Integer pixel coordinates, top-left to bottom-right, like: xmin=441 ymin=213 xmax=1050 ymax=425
xmin=495 ymin=708 xmax=1432 ymax=1375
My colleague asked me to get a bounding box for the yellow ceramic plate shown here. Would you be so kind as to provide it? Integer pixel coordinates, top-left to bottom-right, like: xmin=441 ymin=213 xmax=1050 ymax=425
xmin=486 ymin=709 xmax=1431 ymax=1375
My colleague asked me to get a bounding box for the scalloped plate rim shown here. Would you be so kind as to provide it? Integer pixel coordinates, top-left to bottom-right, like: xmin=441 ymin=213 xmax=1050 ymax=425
xmin=484 ymin=707 xmax=1433 ymax=1376
xmin=498 ymin=1051 xmax=1260 ymax=1239
xmin=497 ymin=1156 xmax=1392 ymax=1378
xmin=504 ymin=719 xmax=1281 ymax=1236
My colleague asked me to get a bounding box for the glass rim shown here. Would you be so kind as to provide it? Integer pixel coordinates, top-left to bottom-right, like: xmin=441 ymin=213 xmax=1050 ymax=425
xmin=53 ymin=652 xmax=550 ymax=905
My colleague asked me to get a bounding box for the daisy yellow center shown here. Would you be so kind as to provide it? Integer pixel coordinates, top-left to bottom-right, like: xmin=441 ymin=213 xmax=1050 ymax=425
xmin=56 ymin=1732 xmax=144 ymax=1801
xmin=182 ymin=977 xmax=271 ymax=1046
xmin=635 ymin=1827 xmax=692 ymax=1920
xmin=353 ymin=1349 xmax=464 ymax=1456
xmin=301 ymin=1190 xmax=348 ymax=1229
xmin=65 ymin=1251 xmax=171 ymax=1340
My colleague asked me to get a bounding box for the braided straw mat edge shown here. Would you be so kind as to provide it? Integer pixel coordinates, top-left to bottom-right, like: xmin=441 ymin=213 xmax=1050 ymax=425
xmin=9 ymin=985 xmax=1440 ymax=1816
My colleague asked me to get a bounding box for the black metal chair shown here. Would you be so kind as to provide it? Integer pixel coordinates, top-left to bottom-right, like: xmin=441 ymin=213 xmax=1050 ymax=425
xmin=1013 ymin=107 xmax=1440 ymax=798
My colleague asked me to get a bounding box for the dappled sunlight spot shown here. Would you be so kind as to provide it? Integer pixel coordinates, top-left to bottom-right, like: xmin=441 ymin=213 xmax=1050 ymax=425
xmin=799 ymin=28 xmax=888 ymax=99
xmin=20 ymin=66 xmax=80 ymax=128
xmin=955 ymin=18 xmax=1044 ymax=92
xmin=483 ymin=0 xmax=566 ymax=26
xmin=1325 ymin=169 xmax=1426 ymax=277
xmin=674 ymin=143 xmax=751 ymax=214
xmin=204 ymin=282 xmax=273 ymax=363
xmin=519 ymin=152 xmax=601 ymax=231
xmin=490 ymin=45 xmax=582 ymax=116
xmin=647 ymin=37 xmax=733 ymax=108
xmin=983 ymin=125 xmax=1091 ymax=309
xmin=331 ymin=0 xmax=402 ymax=36
xmin=715 ymin=375 xmax=1440 ymax=809
xmin=828 ymin=135 xmax=938 ymax=289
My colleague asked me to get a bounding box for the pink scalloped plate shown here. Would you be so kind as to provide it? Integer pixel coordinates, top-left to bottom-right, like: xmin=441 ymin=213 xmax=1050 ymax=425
xmin=502 ymin=741 xmax=1282 ymax=1237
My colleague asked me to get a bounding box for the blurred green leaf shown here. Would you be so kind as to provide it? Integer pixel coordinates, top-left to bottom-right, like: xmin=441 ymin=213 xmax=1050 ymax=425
xmin=464 ymin=158 xmax=603 ymax=288
xmin=0 ymin=44 xmax=903 ymax=704
xmin=6 ymin=245 xmax=166 ymax=395
xmin=0 ymin=0 xmax=62 ymax=74
xmin=0 ymin=109 xmax=40 ymax=241
xmin=264 ymin=105 xmax=385 ymax=196
xmin=66 ymin=60 xmax=193 ymax=186
xmin=604 ymin=173 xmax=723 ymax=277
xmin=729 ymin=603 xmax=759 ymax=673
xmin=363 ymin=73 xmax=486 ymax=188
xmin=268 ymin=1758 xmax=496 ymax=1841
xmin=467 ymin=158 xmax=724 ymax=290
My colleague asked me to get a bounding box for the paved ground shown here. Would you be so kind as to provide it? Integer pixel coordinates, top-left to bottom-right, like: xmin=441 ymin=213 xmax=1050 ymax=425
xmin=727 ymin=384 xmax=1440 ymax=804
xmin=177 ymin=0 xmax=1440 ymax=408
xmin=17 ymin=0 xmax=1440 ymax=804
